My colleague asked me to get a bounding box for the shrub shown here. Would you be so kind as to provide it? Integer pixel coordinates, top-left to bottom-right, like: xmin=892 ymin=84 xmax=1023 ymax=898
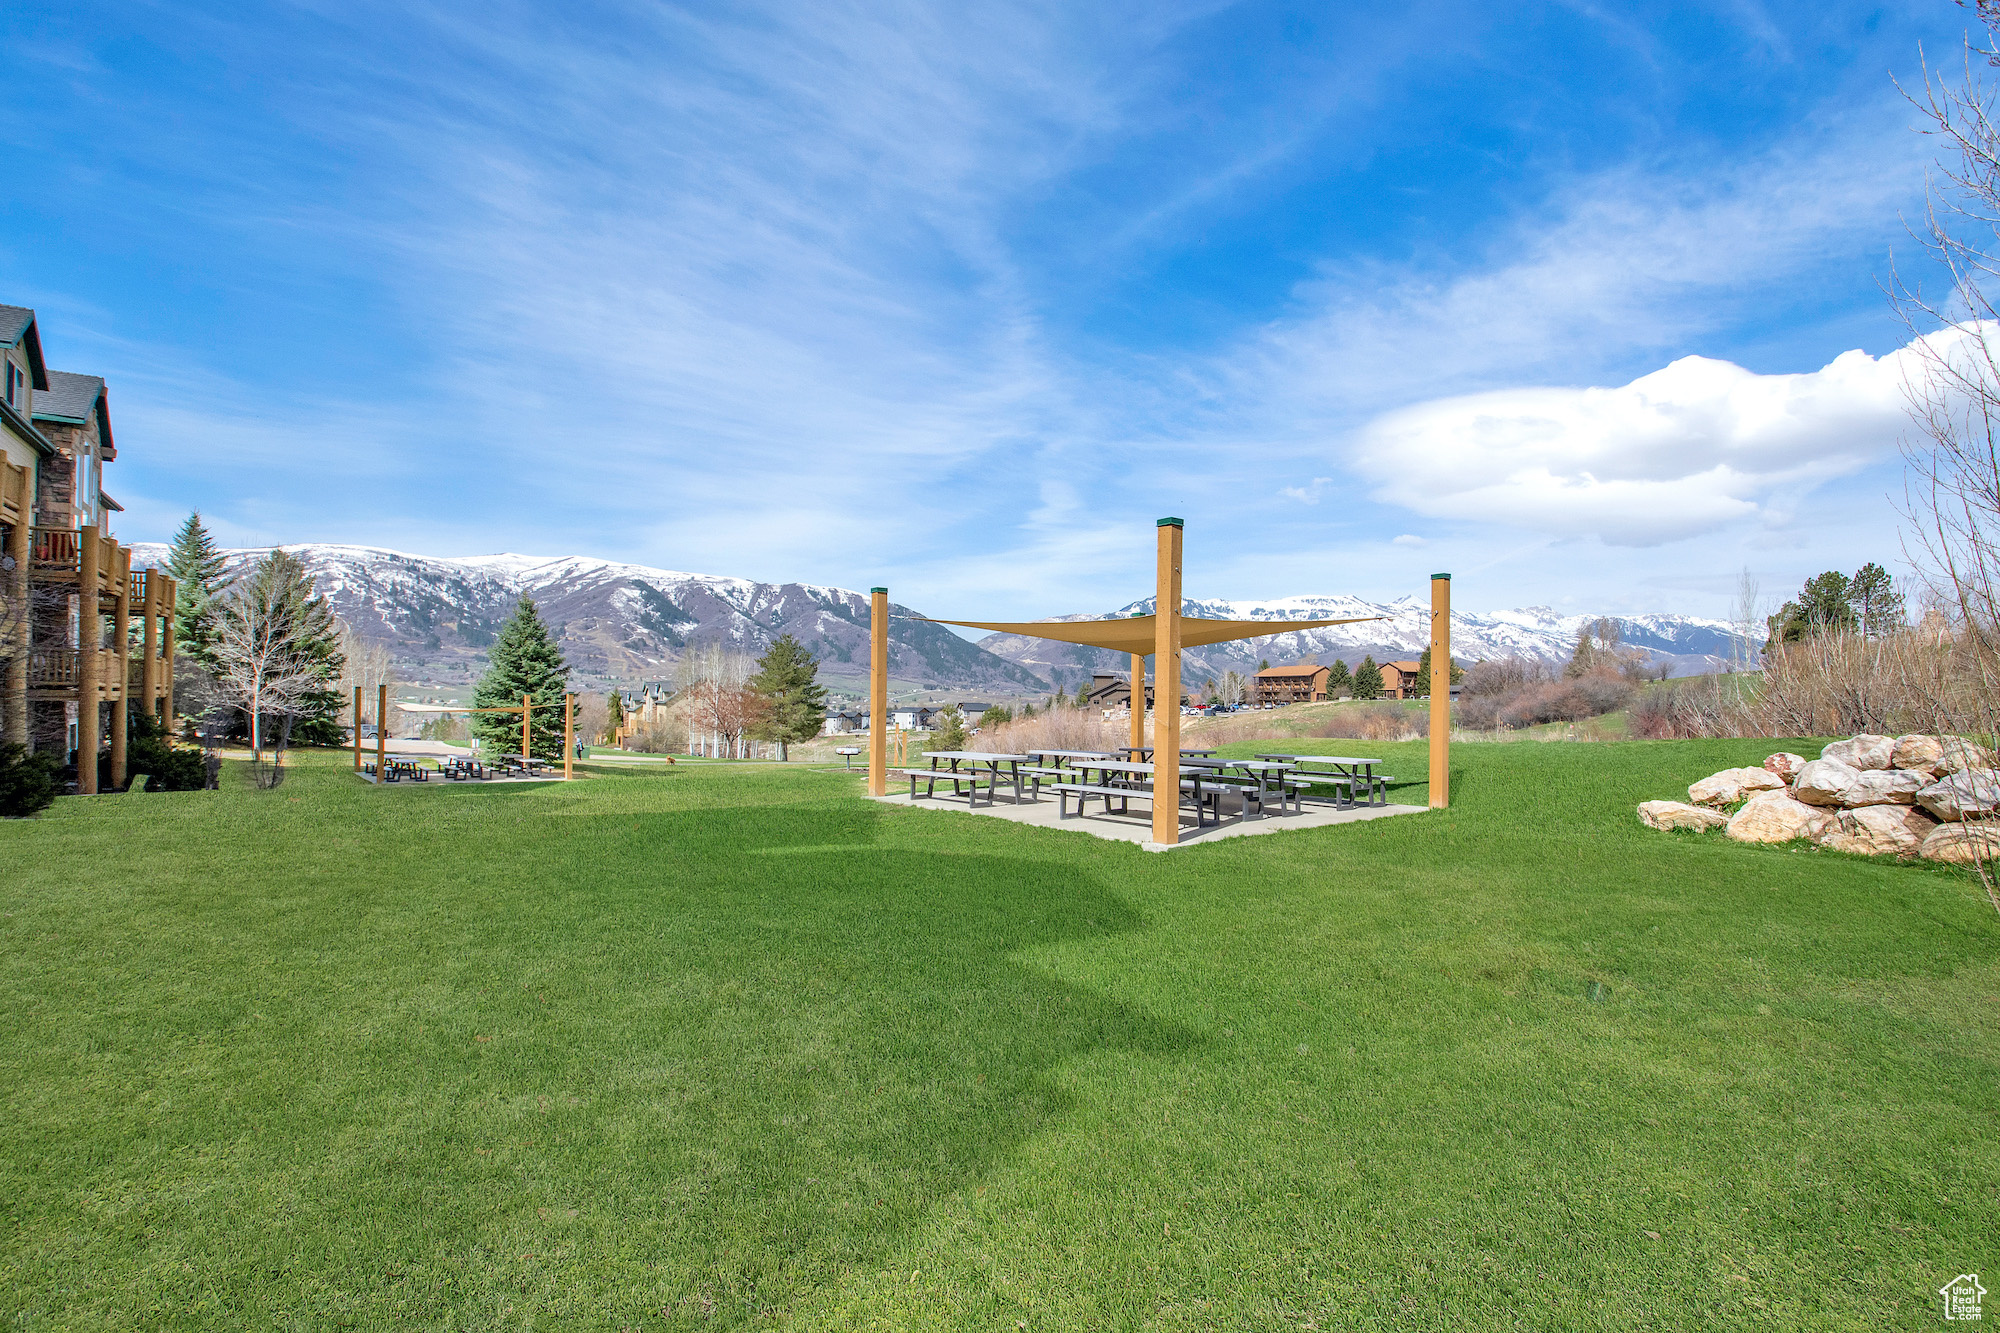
xmin=126 ymin=712 xmax=210 ymax=791
xmin=0 ymin=744 xmax=62 ymax=817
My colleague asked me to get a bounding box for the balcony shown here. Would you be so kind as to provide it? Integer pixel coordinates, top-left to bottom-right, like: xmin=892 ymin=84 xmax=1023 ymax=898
xmin=27 ymin=647 xmax=125 ymax=699
xmin=29 ymin=528 xmax=124 ymax=596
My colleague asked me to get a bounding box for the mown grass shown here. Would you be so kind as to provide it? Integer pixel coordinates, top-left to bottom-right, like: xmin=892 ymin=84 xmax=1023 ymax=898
xmin=1 ymin=739 xmax=1995 ymax=1330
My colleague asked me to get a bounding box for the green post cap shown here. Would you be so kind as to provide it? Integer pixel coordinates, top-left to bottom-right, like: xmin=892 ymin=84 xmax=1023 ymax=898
xmin=1158 ymin=517 xmax=1184 ymax=527
xmin=870 ymin=586 xmax=887 ymax=593
xmin=1431 ymin=573 xmax=1451 ymax=581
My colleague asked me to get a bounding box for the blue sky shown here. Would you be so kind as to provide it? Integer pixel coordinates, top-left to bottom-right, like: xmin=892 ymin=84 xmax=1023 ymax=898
xmin=0 ymin=1 xmax=1973 ymax=621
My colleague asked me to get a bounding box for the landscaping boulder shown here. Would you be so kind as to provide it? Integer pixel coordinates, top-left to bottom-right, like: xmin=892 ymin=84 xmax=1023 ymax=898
xmin=1725 ymin=790 xmax=1834 ymax=844
xmin=1891 ymin=734 xmax=1946 ymax=775
xmin=1816 ymin=805 xmax=1938 ymax=857
xmin=1762 ymin=752 xmax=1807 ymax=782
xmin=1638 ymin=800 xmax=1729 ymax=832
xmin=1791 ymin=759 xmax=1862 ymax=807
xmin=1821 ymin=734 xmax=1895 ymax=770
xmin=1936 ymin=737 xmax=1997 ymax=776
xmin=1841 ymin=768 xmax=1928 ymax=807
xmin=1687 ymin=767 xmax=1786 ymax=808
xmin=1916 ymin=768 xmax=2000 ymax=822
xmin=1919 ymin=820 xmax=2000 ymax=865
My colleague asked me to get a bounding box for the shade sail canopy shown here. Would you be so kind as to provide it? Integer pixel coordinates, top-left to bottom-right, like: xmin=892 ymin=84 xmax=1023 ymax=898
xmin=917 ymin=613 xmax=1385 ymax=657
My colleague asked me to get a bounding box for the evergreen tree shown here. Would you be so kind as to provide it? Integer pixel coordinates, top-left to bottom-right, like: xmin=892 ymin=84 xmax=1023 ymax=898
xmin=931 ymin=703 xmax=971 ymax=751
xmin=1259 ymin=658 xmax=1270 ymax=672
xmin=471 ymin=597 xmax=570 ymax=761
xmin=1075 ymin=680 xmax=1093 ymax=708
xmin=1849 ymin=562 xmax=1905 ymax=637
xmin=1563 ymin=625 xmax=1598 ymax=678
xmin=1328 ymin=659 xmax=1352 ymax=692
xmin=978 ymin=704 xmax=1013 ymax=730
xmin=1767 ymin=569 xmax=1862 ymax=645
xmin=1352 ymin=656 xmax=1383 ymax=700
xmin=747 ymin=633 xmax=828 ymax=760
xmin=1409 ymin=646 xmax=1465 ymax=698
xmin=164 ymin=511 xmax=231 ymax=668
xmin=605 ymin=690 xmax=625 ymax=743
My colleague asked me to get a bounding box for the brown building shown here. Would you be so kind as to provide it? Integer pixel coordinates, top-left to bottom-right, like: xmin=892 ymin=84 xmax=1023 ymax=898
xmin=1 ymin=304 xmax=176 ymax=792
xmin=1255 ymin=663 xmax=1332 ymax=704
xmin=1377 ymin=660 xmax=1422 ymax=699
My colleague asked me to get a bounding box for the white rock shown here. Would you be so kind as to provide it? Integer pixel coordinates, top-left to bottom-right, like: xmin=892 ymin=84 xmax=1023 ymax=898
xmin=1936 ymin=737 xmax=1997 ymax=775
xmin=1791 ymin=759 xmax=1863 ymax=807
xmin=1639 ymin=800 xmax=1729 ymax=831
xmin=1725 ymin=790 xmax=1835 ymax=844
xmin=1920 ymin=820 xmax=2000 ymax=865
xmin=1890 ymin=734 xmax=1945 ymax=775
xmin=1821 ymin=734 xmax=1895 ymax=770
xmin=1916 ymin=768 xmax=2000 ymax=822
xmin=1841 ymin=769 xmax=1929 ymax=807
xmin=1763 ymin=752 xmax=1807 ymax=782
xmin=1687 ymin=767 xmax=1787 ymax=808
xmin=1816 ymin=805 xmax=1938 ymax=857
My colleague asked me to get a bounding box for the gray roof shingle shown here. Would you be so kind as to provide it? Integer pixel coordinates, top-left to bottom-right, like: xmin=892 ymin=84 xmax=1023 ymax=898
xmin=31 ymin=370 xmax=113 ymax=457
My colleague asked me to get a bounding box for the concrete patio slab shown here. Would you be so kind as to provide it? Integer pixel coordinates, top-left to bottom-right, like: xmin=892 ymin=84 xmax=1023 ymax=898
xmin=868 ymin=789 xmax=1426 ymax=849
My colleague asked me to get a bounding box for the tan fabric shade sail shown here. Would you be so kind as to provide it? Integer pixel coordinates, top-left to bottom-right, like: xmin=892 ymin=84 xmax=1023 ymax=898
xmin=915 ymin=613 xmax=1384 ymax=657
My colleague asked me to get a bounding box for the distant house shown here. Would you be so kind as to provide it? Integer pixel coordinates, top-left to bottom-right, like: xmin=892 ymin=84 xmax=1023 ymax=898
xmin=1377 ymin=660 xmax=1423 ymax=699
xmin=889 ymin=704 xmax=943 ymax=730
xmin=1083 ymin=673 xmax=1150 ymax=709
xmin=821 ymin=707 xmax=868 ymax=735
xmin=1255 ymin=663 xmax=1331 ymax=704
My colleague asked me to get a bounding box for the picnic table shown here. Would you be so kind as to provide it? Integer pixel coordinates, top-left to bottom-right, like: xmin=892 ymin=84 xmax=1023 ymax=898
xmin=1055 ymin=758 xmax=1237 ymax=828
xmin=1255 ymin=754 xmax=1391 ymax=806
xmin=1178 ymin=757 xmax=1307 ymax=817
xmin=922 ymin=750 xmax=1036 ymax=803
xmin=498 ymin=753 xmax=550 ymax=776
xmin=1116 ymin=746 xmax=1218 ymax=762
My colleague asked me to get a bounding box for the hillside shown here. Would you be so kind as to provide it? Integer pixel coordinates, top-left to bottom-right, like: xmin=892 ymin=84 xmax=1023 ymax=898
xmin=975 ymin=594 xmax=1751 ymax=690
xmin=127 ymin=544 xmax=1048 ymax=695
xmin=132 ymin=544 xmax=1754 ymax=695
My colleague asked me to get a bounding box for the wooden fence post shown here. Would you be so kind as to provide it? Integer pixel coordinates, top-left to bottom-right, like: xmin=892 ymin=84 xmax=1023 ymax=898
xmin=1151 ymin=519 xmax=1183 ymax=845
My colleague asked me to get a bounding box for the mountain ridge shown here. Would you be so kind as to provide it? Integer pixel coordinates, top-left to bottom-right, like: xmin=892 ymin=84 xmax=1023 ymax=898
xmin=129 ymin=542 xmax=1754 ymax=695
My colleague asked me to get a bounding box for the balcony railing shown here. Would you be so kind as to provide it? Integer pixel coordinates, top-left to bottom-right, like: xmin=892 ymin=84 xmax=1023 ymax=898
xmin=28 ymin=647 xmax=124 ymax=696
xmin=29 ymin=528 xmax=125 ymax=596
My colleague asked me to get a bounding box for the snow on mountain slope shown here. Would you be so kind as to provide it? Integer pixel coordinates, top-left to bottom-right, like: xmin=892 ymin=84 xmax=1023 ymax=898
xmin=127 ymin=543 xmax=1752 ymax=692
xmin=126 ymin=543 xmax=1048 ymax=693
xmin=972 ymin=594 xmax=1751 ymax=687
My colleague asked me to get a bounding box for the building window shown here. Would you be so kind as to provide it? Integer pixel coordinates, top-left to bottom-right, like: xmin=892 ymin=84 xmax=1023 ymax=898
xmin=4 ymin=361 xmax=14 ymax=406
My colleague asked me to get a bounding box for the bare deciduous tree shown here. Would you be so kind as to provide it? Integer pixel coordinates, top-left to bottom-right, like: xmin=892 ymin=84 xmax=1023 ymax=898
xmin=210 ymin=552 xmax=338 ymax=759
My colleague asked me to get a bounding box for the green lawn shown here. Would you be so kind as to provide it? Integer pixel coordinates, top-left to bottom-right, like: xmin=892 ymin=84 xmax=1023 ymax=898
xmin=2 ymin=740 xmax=1994 ymax=1330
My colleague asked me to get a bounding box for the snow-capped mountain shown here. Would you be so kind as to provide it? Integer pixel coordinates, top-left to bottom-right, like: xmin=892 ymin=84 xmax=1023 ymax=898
xmin=972 ymin=594 xmax=1753 ymax=686
xmin=128 ymin=542 xmax=1753 ymax=694
xmin=126 ymin=543 xmax=1047 ymax=694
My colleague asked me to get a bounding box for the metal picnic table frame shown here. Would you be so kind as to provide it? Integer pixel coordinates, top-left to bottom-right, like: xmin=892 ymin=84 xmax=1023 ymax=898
xmin=351 ymin=684 xmax=579 ymax=785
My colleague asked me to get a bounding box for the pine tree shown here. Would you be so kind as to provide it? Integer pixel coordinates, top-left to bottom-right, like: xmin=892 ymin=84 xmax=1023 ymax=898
xmin=1328 ymin=659 xmax=1351 ymax=693
xmin=605 ymin=690 xmax=625 ymax=743
xmin=164 ymin=511 xmax=231 ymax=668
xmin=747 ymin=634 xmax=828 ymax=760
xmin=1768 ymin=570 xmax=1863 ymax=645
xmin=1409 ymin=646 xmax=1465 ymax=698
xmin=978 ymin=704 xmax=1013 ymax=729
xmin=1563 ymin=626 xmax=1597 ymax=678
xmin=471 ymin=597 xmax=570 ymax=761
xmin=1075 ymin=680 xmax=1093 ymax=708
xmin=1849 ymin=562 xmax=1905 ymax=637
xmin=1352 ymin=656 xmax=1383 ymax=700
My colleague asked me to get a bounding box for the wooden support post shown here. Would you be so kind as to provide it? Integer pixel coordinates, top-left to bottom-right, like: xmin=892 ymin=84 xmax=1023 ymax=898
xmin=353 ymin=685 xmax=364 ymax=771
xmin=110 ymin=545 xmax=130 ymax=790
xmin=1430 ymin=574 xmax=1451 ymax=809
xmin=140 ymin=567 xmax=159 ymax=721
xmin=3 ymin=494 xmax=28 ymax=747
xmin=868 ymin=587 xmax=888 ymax=796
xmin=1130 ymin=651 xmax=1145 ymax=754
xmin=522 ymin=693 xmax=531 ymax=763
xmin=563 ymin=692 xmax=574 ymax=780
xmin=376 ymin=684 xmax=387 ymax=783
xmin=1151 ymin=519 xmax=1184 ymax=846
xmin=160 ymin=574 xmax=176 ymax=724
xmin=77 ymin=526 xmax=100 ymax=793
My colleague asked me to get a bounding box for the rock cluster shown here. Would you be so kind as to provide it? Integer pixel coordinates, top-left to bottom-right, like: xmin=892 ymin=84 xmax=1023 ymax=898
xmin=1637 ymin=733 xmax=2000 ymax=863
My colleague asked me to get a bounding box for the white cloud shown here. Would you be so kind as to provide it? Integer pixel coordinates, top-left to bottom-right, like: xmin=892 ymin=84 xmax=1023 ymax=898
xmin=1348 ymin=328 xmax=1983 ymax=546
xmin=1390 ymin=534 xmax=1426 ymax=548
